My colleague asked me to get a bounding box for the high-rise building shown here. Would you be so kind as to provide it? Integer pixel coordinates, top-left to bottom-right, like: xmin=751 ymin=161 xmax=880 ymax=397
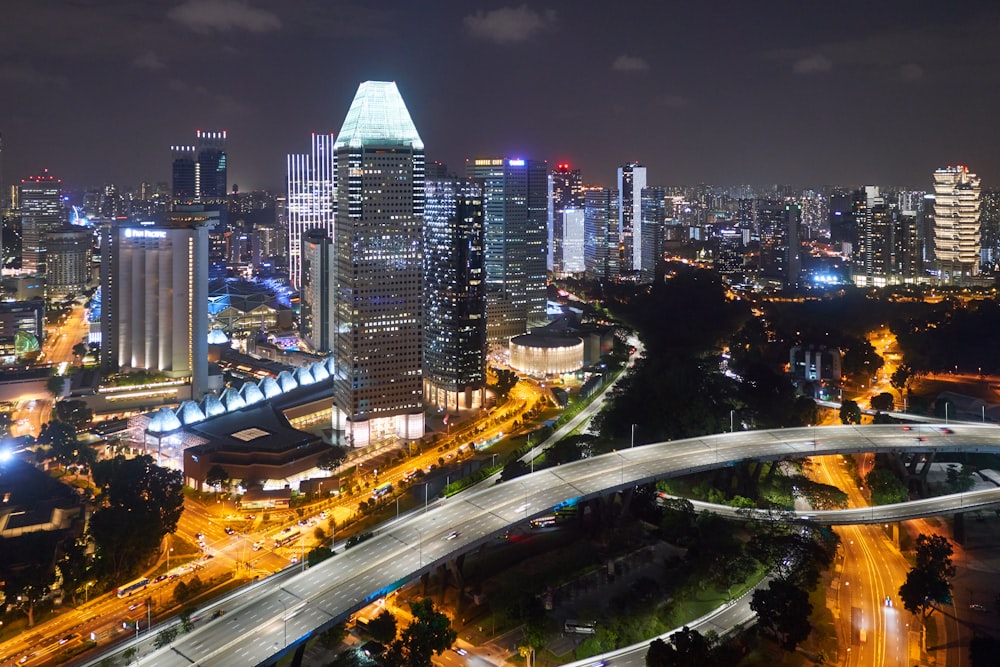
xmin=561 ymin=209 xmax=585 ymax=275
xmin=18 ymin=170 xmax=62 ymax=275
xmin=617 ymin=162 xmax=647 ymax=279
xmin=299 ymin=228 xmax=335 ymax=353
xmin=640 ymin=186 xmax=665 ymax=283
xmin=757 ymin=199 xmax=801 ymax=287
xmin=424 ymin=178 xmax=486 ymax=412
xmin=332 ymin=81 xmax=425 ymax=447
xmin=196 ymin=130 xmax=228 ymax=203
xmin=549 ymin=163 xmax=583 ymax=275
xmin=43 ymin=226 xmax=91 ymax=299
xmin=583 ymin=187 xmax=618 ymax=281
xmin=100 ymin=214 xmax=210 ymax=399
xmin=468 ymin=157 xmax=548 ymax=327
xmin=171 ymin=145 xmax=197 ymax=204
xmin=286 ymin=133 xmax=336 ymax=289
xmin=932 ymin=165 xmax=981 ymax=281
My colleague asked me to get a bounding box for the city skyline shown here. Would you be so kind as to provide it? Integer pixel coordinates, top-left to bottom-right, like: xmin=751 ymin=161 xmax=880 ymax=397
xmin=4 ymin=1 xmax=1000 ymax=192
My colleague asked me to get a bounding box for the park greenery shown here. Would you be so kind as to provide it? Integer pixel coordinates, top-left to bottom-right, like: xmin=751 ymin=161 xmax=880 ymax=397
xmin=898 ymin=533 xmax=956 ymax=618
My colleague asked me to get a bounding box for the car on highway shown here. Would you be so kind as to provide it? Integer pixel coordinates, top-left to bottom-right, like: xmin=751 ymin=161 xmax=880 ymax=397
xmin=58 ymin=633 xmax=78 ymax=645
xmin=970 ymin=603 xmax=987 ymax=612
xmin=884 ymin=596 xmax=892 ymax=607
xmin=224 ymin=526 xmax=235 ymax=535
xmin=940 ymin=427 xmax=954 ymax=434
xmin=129 ymin=602 xmax=142 ymax=611
xmin=445 ymin=531 xmax=460 ymax=540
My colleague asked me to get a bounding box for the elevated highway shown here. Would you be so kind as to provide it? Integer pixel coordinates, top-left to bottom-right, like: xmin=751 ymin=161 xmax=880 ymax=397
xmin=105 ymin=423 xmax=1000 ymax=667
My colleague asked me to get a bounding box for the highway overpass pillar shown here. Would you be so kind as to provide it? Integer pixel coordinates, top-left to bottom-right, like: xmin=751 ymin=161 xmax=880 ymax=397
xmin=954 ymin=512 xmax=965 ymax=545
xmin=619 ymin=486 xmax=634 ymax=517
xmin=289 ymin=642 xmax=306 ymax=667
xmin=420 ymin=571 xmax=429 ymax=596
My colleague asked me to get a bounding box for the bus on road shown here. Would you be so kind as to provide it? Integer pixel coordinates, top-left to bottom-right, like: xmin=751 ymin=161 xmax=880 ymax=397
xmin=272 ymin=527 xmax=302 ymax=548
xmin=529 ymin=515 xmax=557 ymax=529
xmin=115 ymin=577 xmax=150 ymax=598
xmin=371 ymin=482 xmax=392 ymax=500
xmin=564 ymin=620 xmax=596 ymax=635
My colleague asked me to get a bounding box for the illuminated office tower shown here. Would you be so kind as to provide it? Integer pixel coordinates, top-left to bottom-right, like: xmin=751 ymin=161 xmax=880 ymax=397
xmin=195 ymin=130 xmax=228 ymax=202
xmin=171 ymin=145 xmax=197 ymax=204
xmin=332 ymin=81 xmax=425 ymax=447
xmin=548 ymin=163 xmax=583 ymax=275
xmin=583 ymin=187 xmax=618 ymax=281
xmin=43 ymin=226 xmax=90 ymax=299
xmin=424 ymin=178 xmax=486 ymax=411
xmin=561 ymin=209 xmax=585 ymax=274
xmin=468 ymin=157 xmax=548 ymax=327
xmin=617 ymin=162 xmax=646 ymax=279
xmin=640 ymin=186 xmax=665 ymax=282
xmin=932 ymin=165 xmax=981 ymax=281
xmin=757 ymin=199 xmax=801 ymax=288
xmin=299 ymin=227 xmax=335 ymax=353
xmin=286 ymin=133 xmax=336 ymax=289
xmin=100 ymin=215 xmax=210 ymax=398
xmin=18 ymin=169 xmax=63 ymax=275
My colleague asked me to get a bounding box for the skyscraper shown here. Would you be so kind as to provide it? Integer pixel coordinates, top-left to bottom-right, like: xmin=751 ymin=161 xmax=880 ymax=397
xmin=583 ymin=187 xmax=618 ymax=281
xmin=100 ymin=214 xmax=210 ymax=399
xmin=286 ymin=133 xmax=336 ymax=289
xmin=640 ymin=186 xmax=665 ymax=283
xmin=468 ymin=157 xmax=548 ymax=328
xmin=299 ymin=228 xmax=335 ymax=353
xmin=549 ymin=163 xmax=583 ymax=275
xmin=757 ymin=199 xmax=801 ymax=288
xmin=617 ymin=162 xmax=646 ymax=279
xmin=171 ymin=145 xmax=197 ymax=204
xmin=43 ymin=226 xmax=91 ymax=299
xmin=424 ymin=178 xmax=486 ymax=412
xmin=332 ymin=81 xmax=425 ymax=447
xmin=196 ymin=130 xmax=228 ymax=202
xmin=18 ymin=169 xmax=62 ymax=275
xmin=932 ymin=165 xmax=981 ymax=281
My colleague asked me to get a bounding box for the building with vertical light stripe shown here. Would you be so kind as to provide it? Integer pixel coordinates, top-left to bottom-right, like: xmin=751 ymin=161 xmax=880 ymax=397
xmin=100 ymin=215 xmax=210 ymax=399
xmin=424 ymin=178 xmax=486 ymax=412
xmin=617 ymin=162 xmax=646 ymax=279
xmin=332 ymin=81 xmax=425 ymax=448
xmin=286 ymin=133 xmax=336 ymax=289
xmin=18 ymin=170 xmax=63 ymax=275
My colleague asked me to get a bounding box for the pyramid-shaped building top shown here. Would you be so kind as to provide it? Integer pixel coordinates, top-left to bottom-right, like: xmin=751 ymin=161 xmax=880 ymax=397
xmin=334 ymin=81 xmax=423 ymax=150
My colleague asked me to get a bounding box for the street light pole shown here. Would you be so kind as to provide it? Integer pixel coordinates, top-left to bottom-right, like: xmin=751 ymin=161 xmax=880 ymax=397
xmin=277 ymin=597 xmax=288 ymax=647
xmin=730 ymin=410 xmax=735 ymax=433
xmin=631 ymin=423 xmax=636 ymax=448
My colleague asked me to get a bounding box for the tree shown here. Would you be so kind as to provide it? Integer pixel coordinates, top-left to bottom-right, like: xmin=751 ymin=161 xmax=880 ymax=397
xmin=383 ymin=598 xmax=457 ymax=666
xmin=839 ymin=399 xmax=862 ymax=425
xmin=646 ymin=626 xmax=713 ymax=667
xmin=889 ymin=364 xmax=912 ymax=403
xmin=54 ymin=400 xmax=94 ymax=429
xmin=47 ymin=374 xmax=68 ymax=398
xmin=89 ymin=455 xmax=184 ymax=581
xmin=870 ymin=392 xmax=894 ymax=412
xmin=154 ymin=627 xmax=178 ymax=648
xmin=174 ymin=581 xmax=191 ymax=605
xmin=367 ymin=609 xmax=398 ymax=643
xmin=72 ymin=342 xmax=88 ymax=359
xmin=205 ymin=464 xmax=229 ymax=489
xmin=57 ymin=537 xmax=91 ymax=606
xmin=750 ymin=578 xmax=813 ymax=650
xmin=865 ymin=468 xmax=908 ymax=505
xmin=317 ymin=622 xmax=348 ymax=650
xmin=37 ymin=420 xmax=82 ymax=468
xmin=4 ymin=559 xmax=56 ymax=627
xmin=122 ymin=647 xmax=137 ymax=665
xmin=318 ymin=445 xmax=348 ymax=471
xmin=179 ymin=607 xmax=196 ymax=633
xmin=898 ymin=533 xmax=956 ymax=618
xmin=945 ymin=465 xmax=974 ymax=493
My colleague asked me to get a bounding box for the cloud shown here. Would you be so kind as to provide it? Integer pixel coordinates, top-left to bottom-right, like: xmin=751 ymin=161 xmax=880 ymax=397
xmin=0 ymin=64 xmax=68 ymax=88
xmin=168 ymin=0 xmax=281 ymax=34
xmin=133 ymin=51 xmax=167 ymax=71
xmin=793 ymin=54 xmax=832 ymax=74
xmin=899 ymin=63 xmax=923 ymax=81
xmin=612 ymin=54 xmax=650 ymax=72
xmin=463 ymin=5 xmax=555 ymax=44
xmin=167 ymin=79 xmax=253 ymax=116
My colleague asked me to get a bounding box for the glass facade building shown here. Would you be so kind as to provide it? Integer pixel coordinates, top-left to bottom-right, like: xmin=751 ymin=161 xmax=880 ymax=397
xmin=286 ymin=133 xmax=336 ymax=289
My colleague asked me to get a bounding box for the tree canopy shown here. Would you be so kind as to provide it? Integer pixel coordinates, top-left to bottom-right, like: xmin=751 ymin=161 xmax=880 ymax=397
xmin=646 ymin=627 xmax=715 ymax=667
xmin=89 ymin=455 xmax=184 ymax=580
xmin=898 ymin=533 xmax=956 ymax=617
xmin=382 ymin=598 xmax=457 ymax=666
xmin=750 ymin=578 xmax=813 ymax=650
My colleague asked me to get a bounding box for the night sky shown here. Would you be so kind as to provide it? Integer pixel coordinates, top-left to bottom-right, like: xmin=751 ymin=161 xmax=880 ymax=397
xmin=4 ymin=1 xmax=1000 ymax=193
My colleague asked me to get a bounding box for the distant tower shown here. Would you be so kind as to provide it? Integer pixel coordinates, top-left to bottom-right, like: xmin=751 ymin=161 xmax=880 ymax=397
xmin=549 ymin=163 xmax=583 ymax=275
xmin=468 ymin=157 xmax=548 ymax=328
xmin=932 ymin=165 xmax=981 ymax=282
xmin=196 ymin=130 xmax=228 ymax=203
xmin=100 ymin=214 xmax=210 ymax=399
xmin=617 ymin=162 xmax=646 ymax=279
xmin=332 ymin=81 xmax=426 ymax=447
xmin=299 ymin=227 xmax=335 ymax=353
xmin=43 ymin=226 xmax=91 ymax=299
xmin=584 ymin=187 xmax=618 ymax=281
xmin=640 ymin=186 xmax=665 ymax=282
xmin=286 ymin=133 xmax=336 ymax=289
xmin=424 ymin=177 xmax=486 ymax=412
xmin=18 ymin=169 xmax=63 ymax=275
xmin=171 ymin=145 xmax=197 ymax=204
